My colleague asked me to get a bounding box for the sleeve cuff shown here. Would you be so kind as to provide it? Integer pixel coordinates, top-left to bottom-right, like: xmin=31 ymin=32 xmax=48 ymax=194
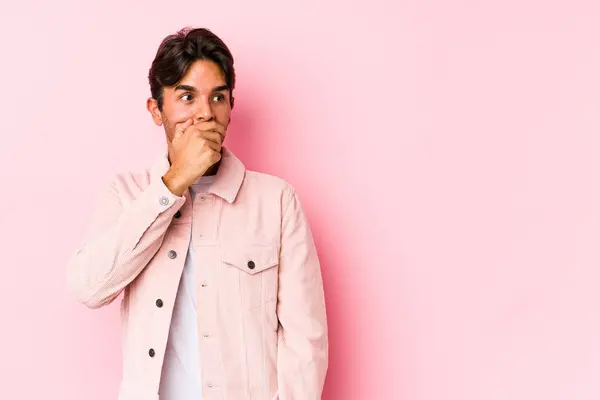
xmin=155 ymin=175 xmax=185 ymax=213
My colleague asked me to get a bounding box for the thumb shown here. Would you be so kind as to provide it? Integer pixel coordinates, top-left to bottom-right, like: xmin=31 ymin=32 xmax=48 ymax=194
xmin=174 ymin=119 xmax=193 ymax=139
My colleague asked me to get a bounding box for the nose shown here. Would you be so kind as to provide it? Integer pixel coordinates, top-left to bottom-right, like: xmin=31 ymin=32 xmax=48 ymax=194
xmin=193 ymin=97 xmax=214 ymax=122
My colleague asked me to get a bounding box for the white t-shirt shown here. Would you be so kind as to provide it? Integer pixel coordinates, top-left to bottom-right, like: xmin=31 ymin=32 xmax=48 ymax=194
xmin=159 ymin=174 xmax=216 ymax=400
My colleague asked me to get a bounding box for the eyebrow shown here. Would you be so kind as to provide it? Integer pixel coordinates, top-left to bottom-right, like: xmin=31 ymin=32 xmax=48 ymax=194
xmin=174 ymin=84 xmax=229 ymax=93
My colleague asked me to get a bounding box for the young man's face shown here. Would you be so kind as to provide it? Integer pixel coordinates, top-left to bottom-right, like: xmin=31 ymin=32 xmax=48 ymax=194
xmin=147 ymin=59 xmax=232 ymax=144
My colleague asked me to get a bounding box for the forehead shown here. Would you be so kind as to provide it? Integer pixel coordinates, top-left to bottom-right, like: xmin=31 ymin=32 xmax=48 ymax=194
xmin=178 ymin=59 xmax=227 ymax=87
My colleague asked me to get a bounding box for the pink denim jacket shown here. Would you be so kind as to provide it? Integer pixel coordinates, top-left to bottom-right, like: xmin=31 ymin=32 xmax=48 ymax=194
xmin=66 ymin=147 xmax=328 ymax=400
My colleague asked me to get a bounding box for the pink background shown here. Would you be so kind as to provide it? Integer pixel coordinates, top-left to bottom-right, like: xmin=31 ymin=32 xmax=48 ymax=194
xmin=1 ymin=0 xmax=600 ymax=399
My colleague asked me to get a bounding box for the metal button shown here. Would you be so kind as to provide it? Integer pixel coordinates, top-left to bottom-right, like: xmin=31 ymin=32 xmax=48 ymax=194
xmin=201 ymin=282 xmax=208 ymax=287
xmin=207 ymin=382 xmax=214 ymax=388
xmin=156 ymin=299 xmax=163 ymax=308
xmin=247 ymin=260 xmax=255 ymax=269
xmin=174 ymin=210 xmax=181 ymax=219
xmin=149 ymin=348 xmax=155 ymax=357
xmin=168 ymin=250 xmax=177 ymax=259
xmin=159 ymin=196 xmax=169 ymax=206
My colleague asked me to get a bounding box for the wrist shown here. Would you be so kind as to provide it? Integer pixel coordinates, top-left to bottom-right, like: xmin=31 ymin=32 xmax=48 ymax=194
xmin=162 ymin=167 xmax=190 ymax=197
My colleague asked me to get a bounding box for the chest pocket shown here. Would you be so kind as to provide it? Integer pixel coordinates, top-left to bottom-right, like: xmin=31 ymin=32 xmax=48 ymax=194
xmin=222 ymin=244 xmax=279 ymax=309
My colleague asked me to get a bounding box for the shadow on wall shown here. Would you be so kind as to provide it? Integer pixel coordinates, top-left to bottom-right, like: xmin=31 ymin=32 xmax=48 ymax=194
xmin=224 ymin=87 xmax=269 ymax=170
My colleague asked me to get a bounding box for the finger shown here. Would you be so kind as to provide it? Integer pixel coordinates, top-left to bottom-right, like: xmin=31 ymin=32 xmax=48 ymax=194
xmin=174 ymin=119 xmax=194 ymax=139
xmin=204 ymin=138 xmax=222 ymax=152
xmin=209 ymin=127 xmax=226 ymax=143
xmin=198 ymin=130 xmax=224 ymax=145
xmin=193 ymin=121 xmax=226 ymax=136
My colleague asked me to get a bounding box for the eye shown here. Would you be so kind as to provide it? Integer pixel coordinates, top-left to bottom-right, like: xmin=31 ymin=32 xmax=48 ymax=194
xmin=212 ymin=94 xmax=225 ymax=102
xmin=181 ymin=93 xmax=194 ymax=101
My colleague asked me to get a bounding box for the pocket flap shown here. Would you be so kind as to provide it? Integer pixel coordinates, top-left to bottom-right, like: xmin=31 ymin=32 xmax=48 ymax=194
xmin=223 ymin=244 xmax=278 ymax=275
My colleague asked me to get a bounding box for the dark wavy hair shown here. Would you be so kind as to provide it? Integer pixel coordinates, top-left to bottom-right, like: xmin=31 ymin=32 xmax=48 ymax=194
xmin=148 ymin=27 xmax=235 ymax=111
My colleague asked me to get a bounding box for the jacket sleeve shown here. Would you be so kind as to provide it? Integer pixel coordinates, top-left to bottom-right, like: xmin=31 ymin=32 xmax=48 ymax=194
xmin=276 ymin=186 xmax=329 ymax=399
xmin=66 ymin=175 xmax=186 ymax=309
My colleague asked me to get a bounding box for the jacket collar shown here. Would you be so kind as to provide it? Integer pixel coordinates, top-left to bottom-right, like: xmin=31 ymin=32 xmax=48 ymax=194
xmin=151 ymin=146 xmax=246 ymax=204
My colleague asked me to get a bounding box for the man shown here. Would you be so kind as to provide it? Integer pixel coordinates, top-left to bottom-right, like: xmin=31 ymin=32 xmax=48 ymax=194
xmin=66 ymin=27 xmax=328 ymax=400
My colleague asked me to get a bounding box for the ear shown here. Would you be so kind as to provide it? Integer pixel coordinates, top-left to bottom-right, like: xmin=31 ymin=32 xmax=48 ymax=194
xmin=230 ymin=95 xmax=235 ymax=110
xmin=147 ymin=97 xmax=163 ymax=126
